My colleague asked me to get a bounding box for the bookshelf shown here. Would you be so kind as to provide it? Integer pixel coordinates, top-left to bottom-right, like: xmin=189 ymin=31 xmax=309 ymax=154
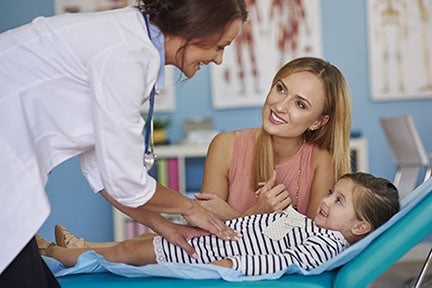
xmin=113 ymin=138 xmax=368 ymax=241
xmin=113 ymin=143 xmax=208 ymax=241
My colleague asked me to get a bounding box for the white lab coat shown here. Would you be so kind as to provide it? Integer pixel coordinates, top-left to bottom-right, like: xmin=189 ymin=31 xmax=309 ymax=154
xmin=0 ymin=7 xmax=159 ymax=272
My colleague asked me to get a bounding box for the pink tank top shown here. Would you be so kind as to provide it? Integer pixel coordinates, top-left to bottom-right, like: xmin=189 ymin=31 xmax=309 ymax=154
xmin=227 ymin=128 xmax=315 ymax=215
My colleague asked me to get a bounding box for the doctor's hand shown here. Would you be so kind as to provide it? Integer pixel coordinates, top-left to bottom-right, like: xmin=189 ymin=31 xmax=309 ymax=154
xmin=155 ymin=219 xmax=210 ymax=259
xmin=183 ymin=199 xmax=242 ymax=241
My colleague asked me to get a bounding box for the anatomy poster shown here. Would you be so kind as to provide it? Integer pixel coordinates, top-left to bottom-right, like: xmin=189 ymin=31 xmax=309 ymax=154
xmin=54 ymin=0 xmax=176 ymax=112
xmin=54 ymin=0 xmax=131 ymax=14
xmin=211 ymin=0 xmax=322 ymax=109
xmin=367 ymin=0 xmax=432 ymax=101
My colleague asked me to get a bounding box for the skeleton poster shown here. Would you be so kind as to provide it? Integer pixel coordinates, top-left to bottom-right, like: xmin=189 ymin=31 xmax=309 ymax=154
xmin=211 ymin=0 xmax=322 ymax=109
xmin=367 ymin=0 xmax=432 ymax=101
xmin=54 ymin=0 xmax=176 ymax=112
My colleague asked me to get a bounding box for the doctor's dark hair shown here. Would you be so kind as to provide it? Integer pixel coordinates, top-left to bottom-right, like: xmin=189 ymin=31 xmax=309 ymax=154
xmin=137 ymin=0 xmax=248 ymax=41
xmin=342 ymin=172 xmax=400 ymax=231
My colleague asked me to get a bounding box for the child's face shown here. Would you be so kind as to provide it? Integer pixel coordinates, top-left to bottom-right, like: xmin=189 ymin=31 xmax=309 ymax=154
xmin=314 ymin=179 xmax=361 ymax=235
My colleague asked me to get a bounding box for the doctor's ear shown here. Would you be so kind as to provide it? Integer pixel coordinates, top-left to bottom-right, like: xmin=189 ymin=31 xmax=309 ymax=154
xmin=351 ymin=220 xmax=372 ymax=236
xmin=309 ymin=115 xmax=330 ymax=131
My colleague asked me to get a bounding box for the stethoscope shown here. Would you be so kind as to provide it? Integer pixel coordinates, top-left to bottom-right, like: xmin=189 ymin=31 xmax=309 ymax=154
xmin=143 ymin=13 xmax=158 ymax=171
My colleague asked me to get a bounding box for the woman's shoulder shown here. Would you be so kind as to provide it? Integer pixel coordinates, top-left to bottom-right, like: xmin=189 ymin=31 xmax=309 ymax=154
xmin=311 ymin=144 xmax=333 ymax=167
xmin=211 ymin=128 xmax=257 ymax=146
xmin=235 ymin=128 xmax=259 ymax=141
xmin=211 ymin=131 xmax=235 ymax=146
xmin=311 ymin=143 xmax=331 ymax=157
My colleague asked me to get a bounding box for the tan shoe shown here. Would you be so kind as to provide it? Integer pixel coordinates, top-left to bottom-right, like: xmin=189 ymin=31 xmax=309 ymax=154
xmin=35 ymin=235 xmax=55 ymax=256
xmin=55 ymin=224 xmax=88 ymax=248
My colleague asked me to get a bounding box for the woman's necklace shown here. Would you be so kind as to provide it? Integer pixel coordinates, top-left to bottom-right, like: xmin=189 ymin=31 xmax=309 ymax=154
xmin=294 ymin=142 xmax=305 ymax=210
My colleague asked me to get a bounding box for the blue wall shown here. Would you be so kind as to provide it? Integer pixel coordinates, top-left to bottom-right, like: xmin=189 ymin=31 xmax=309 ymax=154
xmin=1 ymin=0 xmax=431 ymax=242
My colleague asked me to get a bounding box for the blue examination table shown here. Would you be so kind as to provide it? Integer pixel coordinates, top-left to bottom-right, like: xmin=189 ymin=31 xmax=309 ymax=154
xmin=53 ymin=178 xmax=432 ymax=288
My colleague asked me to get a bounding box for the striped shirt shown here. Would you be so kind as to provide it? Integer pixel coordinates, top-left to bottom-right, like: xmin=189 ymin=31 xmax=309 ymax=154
xmin=153 ymin=213 xmax=349 ymax=276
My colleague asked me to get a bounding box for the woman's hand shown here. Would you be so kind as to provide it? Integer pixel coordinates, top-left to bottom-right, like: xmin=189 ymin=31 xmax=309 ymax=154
xmin=253 ymin=184 xmax=292 ymax=213
xmin=183 ymin=199 xmax=241 ymax=241
xmin=194 ymin=193 xmax=240 ymax=221
xmin=251 ymin=171 xmax=292 ymax=214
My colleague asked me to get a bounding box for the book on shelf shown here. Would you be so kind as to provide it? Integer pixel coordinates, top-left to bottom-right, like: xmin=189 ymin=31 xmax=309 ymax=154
xmin=147 ymin=163 xmax=158 ymax=179
xmin=156 ymin=158 xmax=168 ymax=186
xmin=149 ymin=157 xmax=180 ymax=193
xmin=167 ymin=158 xmax=179 ymax=191
xmin=137 ymin=222 xmax=151 ymax=235
xmin=125 ymin=220 xmax=135 ymax=240
xmin=125 ymin=219 xmax=152 ymax=239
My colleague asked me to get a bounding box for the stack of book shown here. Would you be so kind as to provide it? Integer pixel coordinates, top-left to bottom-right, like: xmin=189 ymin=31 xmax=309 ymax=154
xmin=124 ymin=220 xmax=151 ymax=239
xmin=149 ymin=158 xmax=179 ymax=191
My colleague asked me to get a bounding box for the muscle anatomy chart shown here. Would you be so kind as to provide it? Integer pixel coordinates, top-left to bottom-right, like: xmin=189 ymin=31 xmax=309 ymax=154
xmin=368 ymin=0 xmax=432 ymax=100
xmin=211 ymin=0 xmax=322 ymax=109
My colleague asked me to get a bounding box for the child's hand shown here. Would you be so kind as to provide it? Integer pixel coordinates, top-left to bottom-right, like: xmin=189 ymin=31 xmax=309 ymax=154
xmin=210 ymin=259 xmax=233 ymax=268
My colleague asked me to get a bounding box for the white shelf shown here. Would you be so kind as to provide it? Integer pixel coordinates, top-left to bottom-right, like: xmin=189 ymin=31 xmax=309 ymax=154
xmin=113 ymin=139 xmax=368 ymax=241
xmin=154 ymin=143 xmax=209 ymax=158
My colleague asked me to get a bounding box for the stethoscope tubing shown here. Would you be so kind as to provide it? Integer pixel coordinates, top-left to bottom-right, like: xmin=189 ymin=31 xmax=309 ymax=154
xmin=143 ymin=13 xmax=158 ymax=170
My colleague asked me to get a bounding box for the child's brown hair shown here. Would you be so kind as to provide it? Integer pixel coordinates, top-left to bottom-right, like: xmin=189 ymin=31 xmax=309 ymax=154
xmin=342 ymin=172 xmax=400 ymax=231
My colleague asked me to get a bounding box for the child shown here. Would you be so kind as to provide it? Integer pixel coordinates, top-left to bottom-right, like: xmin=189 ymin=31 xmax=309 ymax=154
xmin=37 ymin=172 xmax=399 ymax=276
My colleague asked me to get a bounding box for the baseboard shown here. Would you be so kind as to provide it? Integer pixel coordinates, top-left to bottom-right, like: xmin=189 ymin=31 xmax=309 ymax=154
xmin=398 ymin=242 xmax=432 ymax=263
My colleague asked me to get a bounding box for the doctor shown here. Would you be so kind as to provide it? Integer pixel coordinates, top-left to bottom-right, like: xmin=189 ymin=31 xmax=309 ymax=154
xmin=0 ymin=0 xmax=247 ymax=286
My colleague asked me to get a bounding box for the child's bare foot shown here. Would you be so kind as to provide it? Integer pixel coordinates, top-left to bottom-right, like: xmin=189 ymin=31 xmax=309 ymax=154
xmin=55 ymin=224 xmax=88 ymax=248
xmin=35 ymin=235 xmax=55 ymax=256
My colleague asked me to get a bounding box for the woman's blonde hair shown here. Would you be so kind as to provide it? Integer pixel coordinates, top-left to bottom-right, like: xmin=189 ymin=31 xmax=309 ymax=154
xmin=252 ymin=57 xmax=352 ymax=190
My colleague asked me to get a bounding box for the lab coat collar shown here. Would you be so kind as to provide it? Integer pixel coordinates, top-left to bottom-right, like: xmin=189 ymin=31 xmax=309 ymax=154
xmin=144 ymin=14 xmax=165 ymax=92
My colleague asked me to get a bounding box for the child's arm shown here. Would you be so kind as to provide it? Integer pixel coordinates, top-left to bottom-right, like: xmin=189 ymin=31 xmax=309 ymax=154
xmin=209 ymin=259 xmax=233 ymax=268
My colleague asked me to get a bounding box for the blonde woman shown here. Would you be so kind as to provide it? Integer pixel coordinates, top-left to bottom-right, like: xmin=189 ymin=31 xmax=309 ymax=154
xmin=196 ymin=57 xmax=352 ymax=220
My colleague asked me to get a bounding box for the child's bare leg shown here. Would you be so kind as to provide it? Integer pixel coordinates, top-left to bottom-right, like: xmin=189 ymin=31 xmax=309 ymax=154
xmin=55 ymin=224 xmax=157 ymax=249
xmin=135 ymin=232 xmax=158 ymax=240
xmin=46 ymin=237 xmax=157 ymax=268
xmin=81 ymin=240 xmax=119 ymax=248
xmin=83 ymin=232 xmax=157 ymax=248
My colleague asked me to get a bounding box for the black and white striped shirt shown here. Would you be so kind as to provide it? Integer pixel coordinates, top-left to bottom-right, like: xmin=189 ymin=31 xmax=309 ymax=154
xmin=153 ymin=213 xmax=349 ymax=276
